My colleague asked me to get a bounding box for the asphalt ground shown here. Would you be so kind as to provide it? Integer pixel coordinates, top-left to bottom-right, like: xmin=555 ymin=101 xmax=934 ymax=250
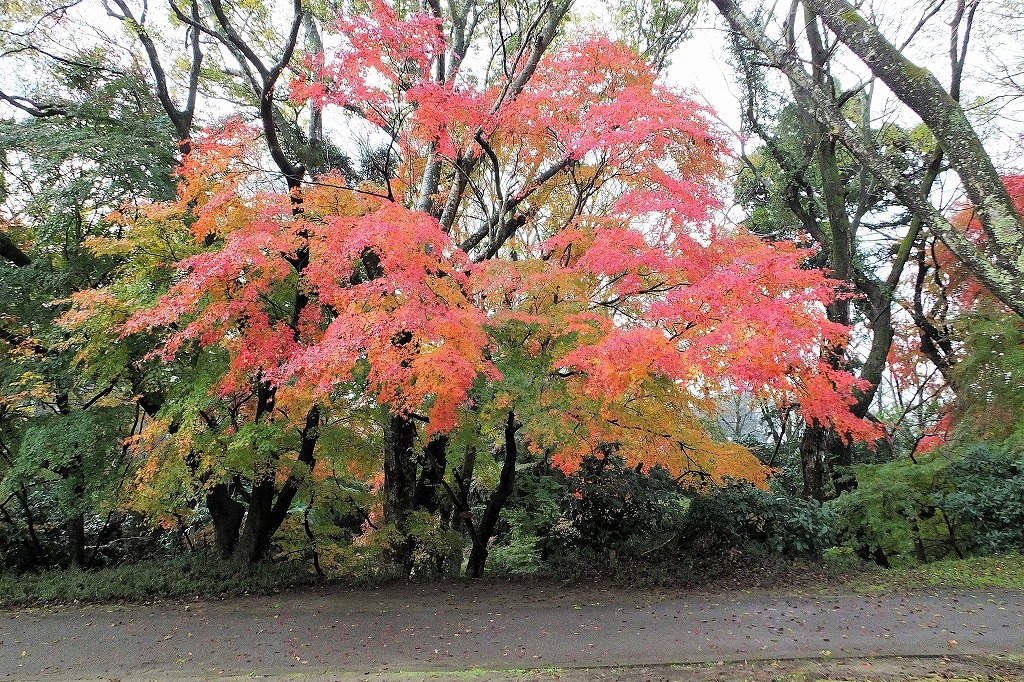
xmin=2 ymin=581 xmax=1022 ymax=680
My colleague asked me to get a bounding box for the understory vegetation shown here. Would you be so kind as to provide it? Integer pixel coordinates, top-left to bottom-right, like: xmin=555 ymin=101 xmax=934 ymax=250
xmin=2 ymin=434 xmax=1022 ymax=606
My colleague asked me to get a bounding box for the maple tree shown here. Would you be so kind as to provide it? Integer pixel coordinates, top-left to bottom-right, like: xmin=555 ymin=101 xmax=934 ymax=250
xmin=58 ymin=0 xmax=875 ymax=572
xmin=1 ymin=0 xmax=1023 ymax=584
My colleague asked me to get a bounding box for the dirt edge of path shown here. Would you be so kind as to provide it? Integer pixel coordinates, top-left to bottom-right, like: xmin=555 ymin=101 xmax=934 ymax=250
xmin=13 ymin=654 xmax=1024 ymax=682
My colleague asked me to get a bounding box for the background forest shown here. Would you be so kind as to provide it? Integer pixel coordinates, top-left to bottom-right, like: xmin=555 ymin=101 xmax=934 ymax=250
xmin=1 ymin=0 xmax=1022 ymax=590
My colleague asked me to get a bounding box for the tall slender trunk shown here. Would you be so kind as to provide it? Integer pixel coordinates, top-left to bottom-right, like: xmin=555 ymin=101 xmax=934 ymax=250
xmin=16 ymin=487 xmax=48 ymax=566
xmin=466 ymin=411 xmax=519 ymax=578
xmin=67 ymin=512 xmax=86 ymax=567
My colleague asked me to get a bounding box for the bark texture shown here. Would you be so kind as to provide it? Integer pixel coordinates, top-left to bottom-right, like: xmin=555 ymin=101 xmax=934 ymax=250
xmin=804 ymin=0 xmax=1024 ymax=270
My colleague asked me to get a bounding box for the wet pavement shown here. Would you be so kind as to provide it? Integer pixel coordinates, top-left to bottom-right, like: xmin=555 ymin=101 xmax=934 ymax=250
xmin=2 ymin=582 xmax=1022 ymax=680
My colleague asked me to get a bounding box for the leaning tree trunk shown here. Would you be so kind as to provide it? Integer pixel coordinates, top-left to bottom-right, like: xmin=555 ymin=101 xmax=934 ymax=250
xmin=710 ymin=0 xmax=1024 ymax=317
xmin=803 ymin=0 xmax=1024 ymax=266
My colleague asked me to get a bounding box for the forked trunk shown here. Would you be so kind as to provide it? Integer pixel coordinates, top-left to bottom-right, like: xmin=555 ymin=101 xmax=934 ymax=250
xmin=232 ymin=480 xmax=275 ymax=563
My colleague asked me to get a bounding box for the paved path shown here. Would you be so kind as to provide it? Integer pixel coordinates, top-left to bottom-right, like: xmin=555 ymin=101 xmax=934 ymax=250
xmin=2 ymin=582 xmax=1022 ymax=680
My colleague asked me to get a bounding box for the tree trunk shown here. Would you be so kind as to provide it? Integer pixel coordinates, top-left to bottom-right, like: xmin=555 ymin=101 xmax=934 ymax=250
xmin=213 ymin=407 xmax=320 ymax=564
xmin=0 ymin=232 xmax=31 ymax=267
xmin=15 ymin=487 xmax=48 ymax=566
xmin=383 ymin=413 xmax=418 ymax=524
xmin=800 ymin=423 xmax=828 ymax=502
xmin=383 ymin=413 xmax=418 ymax=572
xmin=410 ymin=434 xmax=450 ymax=573
xmin=232 ymin=480 xmax=275 ymax=563
xmin=414 ymin=434 xmax=449 ymax=514
xmin=206 ymin=483 xmax=245 ymax=556
xmin=828 ymin=438 xmax=857 ymax=496
xmin=67 ymin=513 xmax=86 ymax=567
xmin=466 ymin=411 xmax=519 ymax=578
xmin=710 ymin=0 xmax=1024 ymax=317
xmin=803 ymin=0 xmax=1024 ymax=265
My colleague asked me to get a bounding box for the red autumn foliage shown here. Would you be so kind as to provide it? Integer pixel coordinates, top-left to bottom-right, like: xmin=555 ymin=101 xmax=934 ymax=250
xmin=98 ymin=5 xmax=876 ymax=487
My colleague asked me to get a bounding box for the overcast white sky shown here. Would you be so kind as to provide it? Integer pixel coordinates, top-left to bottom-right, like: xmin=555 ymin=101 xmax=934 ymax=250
xmin=666 ymin=19 xmax=743 ymax=132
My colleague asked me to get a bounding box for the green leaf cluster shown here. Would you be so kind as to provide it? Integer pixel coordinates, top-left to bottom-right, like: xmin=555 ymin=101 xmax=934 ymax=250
xmin=827 ymin=439 xmax=1024 ymax=565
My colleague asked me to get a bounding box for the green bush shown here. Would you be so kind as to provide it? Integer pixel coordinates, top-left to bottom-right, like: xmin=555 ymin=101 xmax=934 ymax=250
xmin=485 ymin=509 xmax=542 ymax=576
xmin=0 ymin=552 xmax=320 ymax=607
xmin=549 ymin=455 xmax=689 ymax=563
xmin=941 ymin=443 xmax=1024 ymax=555
xmin=503 ymin=460 xmax=564 ymax=559
xmin=678 ymin=481 xmax=834 ymax=557
xmin=826 ymin=440 xmax=1024 ymax=566
xmin=826 ymin=458 xmax=938 ymax=566
xmin=540 ymin=456 xmax=833 ymax=580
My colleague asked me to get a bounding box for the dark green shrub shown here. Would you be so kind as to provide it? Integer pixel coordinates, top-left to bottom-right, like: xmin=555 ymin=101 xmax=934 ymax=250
xmin=826 ymin=440 xmax=1024 ymax=565
xmin=678 ymin=481 xmax=834 ymax=557
xmin=939 ymin=443 xmax=1024 ymax=555
xmin=552 ymin=455 xmax=689 ymax=559
xmin=482 ymin=461 xmax=563 ymax=575
xmin=543 ymin=456 xmax=833 ymax=580
xmin=0 ymin=552 xmax=320 ymax=607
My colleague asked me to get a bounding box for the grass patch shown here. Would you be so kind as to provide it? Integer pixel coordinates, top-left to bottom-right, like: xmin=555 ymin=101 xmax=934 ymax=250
xmin=907 ymin=554 xmax=1024 ymax=588
xmin=0 ymin=553 xmax=322 ymax=608
xmin=643 ymin=552 xmax=1023 ymax=596
xmin=819 ymin=678 xmax=998 ymax=682
xmin=848 ymin=554 xmax=1024 ymax=593
xmin=1 ymin=552 xmax=1020 ymax=609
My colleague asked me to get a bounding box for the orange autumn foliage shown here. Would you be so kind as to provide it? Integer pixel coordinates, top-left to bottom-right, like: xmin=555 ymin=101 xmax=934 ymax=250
xmin=78 ymin=6 xmax=877 ymax=496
